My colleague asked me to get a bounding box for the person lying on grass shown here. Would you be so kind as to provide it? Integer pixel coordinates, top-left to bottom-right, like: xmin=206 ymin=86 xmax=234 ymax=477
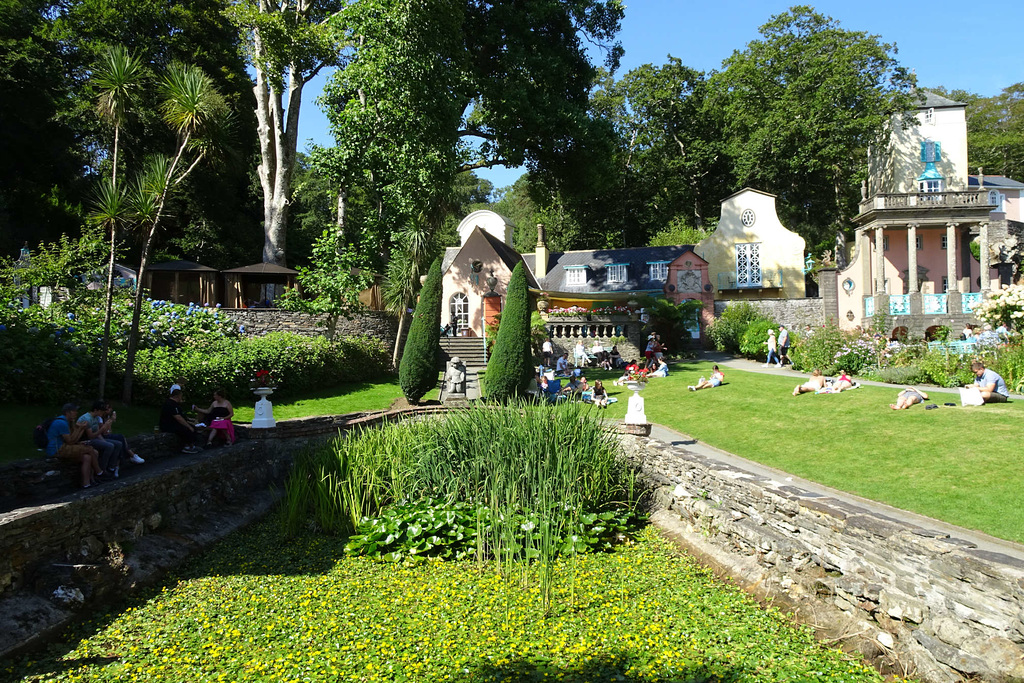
xmin=833 ymin=371 xmax=855 ymax=391
xmin=891 ymin=386 xmax=928 ymax=410
xmin=689 ymin=366 xmax=724 ymax=391
xmin=793 ymin=369 xmax=826 ymax=396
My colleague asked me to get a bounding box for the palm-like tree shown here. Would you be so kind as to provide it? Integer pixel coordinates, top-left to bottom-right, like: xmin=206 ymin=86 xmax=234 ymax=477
xmin=121 ymin=64 xmax=230 ymax=403
xmin=92 ymin=46 xmax=145 ymax=397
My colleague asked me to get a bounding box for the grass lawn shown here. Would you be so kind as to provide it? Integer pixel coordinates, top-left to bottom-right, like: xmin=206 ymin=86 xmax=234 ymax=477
xmin=0 ymin=520 xmax=885 ymax=683
xmin=586 ymin=360 xmax=1024 ymax=544
xmin=232 ymin=377 xmax=405 ymax=423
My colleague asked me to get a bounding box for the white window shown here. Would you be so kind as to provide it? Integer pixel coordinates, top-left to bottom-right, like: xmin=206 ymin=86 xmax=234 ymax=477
xmin=941 ymin=235 xmax=947 ymax=250
xmin=916 ymin=235 xmax=922 ymax=250
xmin=919 ymin=179 xmax=943 ymax=193
xmin=449 ymin=293 xmax=469 ymax=331
xmin=607 ymin=264 xmax=627 ymax=283
xmin=735 ymin=243 xmax=762 ymax=287
xmin=648 ymin=262 xmax=669 ymax=281
xmin=924 ymin=107 xmax=934 ymax=125
xmin=883 ymin=236 xmax=890 ymax=251
xmin=942 ymin=276 xmax=949 ymax=292
xmin=565 ymin=267 xmax=586 ymax=286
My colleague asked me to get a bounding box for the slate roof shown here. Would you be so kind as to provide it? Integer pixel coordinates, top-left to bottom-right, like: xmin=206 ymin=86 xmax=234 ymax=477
xmin=918 ymin=90 xmax=965 ymax=109
xmin=221 ymin=262 xmax=298 ymax=275
xmin=522 ymin=245 xmax=697 ymax=294
xmin=147 ymin=260 xmax=217 ymax=272
xmin=969 ymin=175 xmax=1024 ymax=190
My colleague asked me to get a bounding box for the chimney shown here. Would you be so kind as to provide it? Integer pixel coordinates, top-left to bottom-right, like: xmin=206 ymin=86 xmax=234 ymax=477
xmin=534 ymin=223 xmax=549 ymax=279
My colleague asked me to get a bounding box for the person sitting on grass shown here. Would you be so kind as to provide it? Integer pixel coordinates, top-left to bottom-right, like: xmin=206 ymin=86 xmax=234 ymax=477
xmin=555 ymin=353 xmax=570 ymax=376
xmin=970 ymin=360 xmax=1009 ymax=403
xmin=793 ymin=369 xmax=827 ymax=396
xmin=891 ymin=386 xmax=929 ymax=410
xmin=689 ymin=366 xmax=724 ymax=391
xmin=591 ymin=380 xmax=608 ymax=408
xmin=195 ymin=389 xmax=235 ymax=447
xmin=161 ymin=389 xmax=201 ymax=454
xmin=47 ymin=403 xmax=102 ymax=489
xmin=608 ymin=345 xmax=622 ymax=369
xmin=650 ymin=357 xmax=669 ymax=377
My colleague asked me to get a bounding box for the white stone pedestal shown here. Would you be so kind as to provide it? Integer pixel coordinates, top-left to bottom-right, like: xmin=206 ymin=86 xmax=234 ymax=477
xmin=251 ymin=387 xmax=277 ymax=428
xmin=623 ymin=381 xmax=648 ymax=425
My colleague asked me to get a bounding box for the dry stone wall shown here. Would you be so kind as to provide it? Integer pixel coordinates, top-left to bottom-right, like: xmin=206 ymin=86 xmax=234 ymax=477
xmin=714 ymin=298 xmax=825 ymax=330
xmin=625 ymin=435 xmax=1024 ymax=683
xmin=221 ymin=309 xmax=398 ymax=344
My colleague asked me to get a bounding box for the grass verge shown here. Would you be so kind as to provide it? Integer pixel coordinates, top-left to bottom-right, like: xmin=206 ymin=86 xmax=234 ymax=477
xmin=0 ymin=520 xmax=887 ymax=683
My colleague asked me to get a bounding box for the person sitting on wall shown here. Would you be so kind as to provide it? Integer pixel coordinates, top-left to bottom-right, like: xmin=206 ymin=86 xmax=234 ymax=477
xmin=590 ymin=339 xmax=605 ymax=366
xmin=555 ymin=353 xmax=570 ymax=376
xmin=793 ymin=369 xmax=827 ymax=396
xmin=890 ymin=386 xmax=929 ymax=410
xmin=96 ymin=401 xmax=145 ymax=465
xmin=76 ymin=400 xmax=124 ymax=478
xmin=573 ymin=340 xmax=588 ymax=367
xmin=47 ymin=403 xmax=102 ymax=488
xmin=161 ymin=389 xmax=202 ymax=454
xmin=689 ymin=365 xmax=724 ymax=391
xmin=195 ymin=389 xmax=235 ymax=447
xmin=970 ymin=360 xmax=1010 ymax=403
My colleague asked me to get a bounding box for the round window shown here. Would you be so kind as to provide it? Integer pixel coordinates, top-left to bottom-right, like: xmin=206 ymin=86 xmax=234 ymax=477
xmin=740 ymin=209 xmax=756 ymax=227
xmin=842 ymin=278 xmax=855 ymax=293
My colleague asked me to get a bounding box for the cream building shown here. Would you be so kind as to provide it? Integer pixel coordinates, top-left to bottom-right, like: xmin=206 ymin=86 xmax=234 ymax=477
xmin=696 ymin=188 xmax=806 ymax=300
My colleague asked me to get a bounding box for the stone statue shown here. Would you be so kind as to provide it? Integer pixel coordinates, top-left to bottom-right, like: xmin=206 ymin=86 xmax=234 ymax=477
xmin=446 ymin=357 xmax=467 ymax=396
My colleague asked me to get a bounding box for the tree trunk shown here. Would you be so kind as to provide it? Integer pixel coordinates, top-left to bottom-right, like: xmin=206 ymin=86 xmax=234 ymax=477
xmin=122 ymin=227 xmax=155 ymax=404
xmin=392 ymin=308 xmax=408 ymax=369
xmin=98 ymin=126 xmax=120 ymax=398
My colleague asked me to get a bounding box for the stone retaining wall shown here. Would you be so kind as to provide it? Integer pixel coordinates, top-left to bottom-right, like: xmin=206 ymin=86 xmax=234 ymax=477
xmin=626 ymin=435 xmax=1024 ymax=683
xmin=714 ymin=298 xmax=825 ymax=330
xmin=221 ymin=308 xmax=398 ymax=345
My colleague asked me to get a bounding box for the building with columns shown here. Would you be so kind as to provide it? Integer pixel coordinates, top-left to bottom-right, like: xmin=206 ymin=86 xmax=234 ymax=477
xmin=833 ymin=91 xmax=1009 ymax=337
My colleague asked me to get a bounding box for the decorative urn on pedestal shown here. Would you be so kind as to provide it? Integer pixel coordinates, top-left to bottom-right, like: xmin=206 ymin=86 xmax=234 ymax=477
xmin=250 ymin=370 xmax=277 ymax=428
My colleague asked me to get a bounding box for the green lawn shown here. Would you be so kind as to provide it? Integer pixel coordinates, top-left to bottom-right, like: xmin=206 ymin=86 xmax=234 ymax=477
xmin=591 ymin=361 xmax=1024 ymax=544
xmin=0 ymin=520 xmax=885 ymax=683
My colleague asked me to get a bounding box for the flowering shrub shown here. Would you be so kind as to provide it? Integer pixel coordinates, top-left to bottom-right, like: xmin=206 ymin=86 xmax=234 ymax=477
xmin=790 ymin=320 xmax=857 ymax=374
xmin=830 ymin=336 xmax=883 ymax=375
xmin=589 ymin=305 xmax=631 ymax=316
xmin=545 ymin=305 xmax=589 ymax=318
xmin=974 ymin=284 xmax=1024 ymax=328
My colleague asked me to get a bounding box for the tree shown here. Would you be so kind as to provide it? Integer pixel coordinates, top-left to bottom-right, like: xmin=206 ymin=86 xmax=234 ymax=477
xmin=398 ymin=257 xmax=442 ymax=403
xmin=483 ymin=262 xmax=533 ymax=401
xmin=276 ymin=229 xmax=372 ymax=339
xmin=227 ymin=0 xmax=347 ymax=267
xmin=122 ymin=63 xmax=232 ymax=402
xmin=963 ymin=83 xmax=1024 ymax=181
xmin=92 ymin=45 xmax=147 ymax=398
xmin=710 ymin=6 xmax=916 ymax=251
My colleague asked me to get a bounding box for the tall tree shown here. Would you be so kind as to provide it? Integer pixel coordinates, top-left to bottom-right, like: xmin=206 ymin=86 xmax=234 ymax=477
xmin=227 ymin=0 xmax=347 ymax=267
xmin=964 ymin=83 xmax=1024 ymax=181
xmin=710 ymin=6 xmax=916 ymax=251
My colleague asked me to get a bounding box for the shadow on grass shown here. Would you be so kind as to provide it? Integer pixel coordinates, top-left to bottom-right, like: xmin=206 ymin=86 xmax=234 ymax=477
xmin=459 ymin=653 xmax=740 ymax=683
xmin=2 ymin=651 xmax=121 ymax=683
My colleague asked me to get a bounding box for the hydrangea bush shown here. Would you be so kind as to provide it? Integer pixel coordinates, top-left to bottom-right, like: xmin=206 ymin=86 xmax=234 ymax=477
xmin=974 ymin=284 xmax=1024 ymax=329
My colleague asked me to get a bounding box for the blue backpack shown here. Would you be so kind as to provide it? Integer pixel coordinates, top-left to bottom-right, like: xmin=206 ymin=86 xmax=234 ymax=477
xmin=32 ymin=416 xmax=62 ymax=449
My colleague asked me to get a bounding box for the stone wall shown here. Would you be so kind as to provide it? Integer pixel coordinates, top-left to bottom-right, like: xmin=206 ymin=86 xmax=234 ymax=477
xmin=221 ymin=308 xmax=398 ymax=345
xmin=714 ymin=297 xmax=825 ymax=330
xmin=545 ymin=318 xmax=645 ymax=362
xmin=626 ymin=435 xmax=1024 ymax=683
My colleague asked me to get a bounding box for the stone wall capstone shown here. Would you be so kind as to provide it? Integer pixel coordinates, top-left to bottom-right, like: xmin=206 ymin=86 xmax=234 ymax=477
xmin=714 ymin=298 xmax=825 ymax=331
xmin=626 ymin=434 xmax=1024 ymax=683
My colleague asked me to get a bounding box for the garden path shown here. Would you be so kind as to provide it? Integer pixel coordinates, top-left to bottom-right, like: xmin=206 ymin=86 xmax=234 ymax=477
xmin=700 ymin=351 xmax=1024 ymax=398
xmin=646 ymin=422 xmax=1024 ymax=560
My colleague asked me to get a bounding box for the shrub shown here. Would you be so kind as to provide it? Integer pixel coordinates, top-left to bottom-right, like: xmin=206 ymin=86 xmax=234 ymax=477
xmin=917 ymin=349 xmax=976 ymax=388
xmin=738 ymin=318 xmax=778 ymax=360
xmin=863 ymin=365 xmax=928 ymax=385
xmin=790 ymin=319 xmax=850 ymax=374
xmin=992 ymin=343 xmax=1024 ymax=392
xmin=707 ymin=301 xmax=763 ymax=354
xmin=399 ymin=257 xmax=442 ymax=403
xmin=974 ymin=283 xmax=1024 ymax=329
xmin=126 ymin=332 xmax=390 ymax=405
xmin=484 ymin=262 xmax=533 ymax=401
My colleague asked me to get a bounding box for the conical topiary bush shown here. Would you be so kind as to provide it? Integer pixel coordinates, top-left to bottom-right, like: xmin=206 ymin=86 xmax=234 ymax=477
xmin=399 ymin=257 xmax=442 ymax=403
xmin=484 ymin=262 xmax=533 ymax=401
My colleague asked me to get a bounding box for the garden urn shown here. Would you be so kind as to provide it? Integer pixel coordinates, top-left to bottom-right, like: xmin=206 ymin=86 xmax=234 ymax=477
xmin=251 ymin=387 xmax=277 ymax=428
xmin=623 ymin=381 xmax=648 ymax=425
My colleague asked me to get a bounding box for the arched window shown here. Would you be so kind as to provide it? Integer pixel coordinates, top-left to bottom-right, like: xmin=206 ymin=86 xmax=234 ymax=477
xmin=450 ymin=293 xmax=469 ymax=331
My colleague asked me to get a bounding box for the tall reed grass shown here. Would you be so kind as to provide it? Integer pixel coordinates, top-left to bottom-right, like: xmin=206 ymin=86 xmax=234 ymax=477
xmin=281 ymin=402 xmax=639 ymax=607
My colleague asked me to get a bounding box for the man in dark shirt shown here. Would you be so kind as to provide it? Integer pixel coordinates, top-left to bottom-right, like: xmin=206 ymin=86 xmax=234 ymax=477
xmin=161 ymin=389 xmax=201 ymax=453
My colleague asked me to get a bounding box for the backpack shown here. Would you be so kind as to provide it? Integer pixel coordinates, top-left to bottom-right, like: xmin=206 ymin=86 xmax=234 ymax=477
xmin=32 ymin=416 xmax=60 ymax=449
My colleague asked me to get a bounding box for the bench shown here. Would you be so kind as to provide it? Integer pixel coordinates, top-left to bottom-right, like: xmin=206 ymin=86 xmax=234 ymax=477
xmin=927 ymin=339 xmax=978 ymax=355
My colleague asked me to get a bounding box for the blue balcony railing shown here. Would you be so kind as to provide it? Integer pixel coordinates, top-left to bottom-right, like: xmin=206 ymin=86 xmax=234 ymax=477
xmin=923 ymin=293 xmax=948 ymax=315
xmin=864 ymin=297 xmax=875 ymax=317
xmin=962 ymin=292 xmax=982 ymax=313
xmin=889 ymin=294 xmax=910 ymax=315
xmin=717 ymin=269 xmax=782 ymax=290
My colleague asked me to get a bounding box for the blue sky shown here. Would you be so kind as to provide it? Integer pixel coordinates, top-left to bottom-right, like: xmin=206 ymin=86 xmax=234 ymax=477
xmin=296 ymin=0 xmax=1024 ymax=190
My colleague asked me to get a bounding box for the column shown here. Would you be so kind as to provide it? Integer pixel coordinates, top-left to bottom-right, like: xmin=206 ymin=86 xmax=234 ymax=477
xmin=907 ymin=223 xmax=919 ymax=293
xmin=946 ymin=222 xmax=959 ymax=292
xmin=874 ymin=225 xmax=886 ymax=294
xmin=979 ymin=222 xmax=990 ymax=292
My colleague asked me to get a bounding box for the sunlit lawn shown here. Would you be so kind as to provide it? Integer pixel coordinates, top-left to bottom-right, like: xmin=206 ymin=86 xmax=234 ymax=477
xmin=232 ymin=377 xmax=406 ymax=422
xmin=0 ymin=521 xmax=886 ymax=683
xmin=589 ymin=360 xmax=1024 ymax=544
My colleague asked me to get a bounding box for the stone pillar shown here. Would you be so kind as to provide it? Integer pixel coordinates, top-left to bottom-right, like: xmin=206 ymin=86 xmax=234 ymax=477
xmin=979 ymin=222 xmax=991 ymax=292
xmin=907 ymin=223 xmax=919 ymax=293
xmin=874 ymin=225 xmax=886 ymax=294
xmin=818 ymin=267 xmax=839 ymax=323
xmin=946 ymin=222 xmax=959 ymax=292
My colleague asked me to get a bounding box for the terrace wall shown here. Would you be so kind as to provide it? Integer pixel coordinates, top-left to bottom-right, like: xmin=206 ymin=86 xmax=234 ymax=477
xmin=626 ymin=434 xmax=1024 ymax=683
xmin=713 ymin=297 xmax=825 ymax=331
xmin=221 ymin=308 xmax=398 ymax=346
